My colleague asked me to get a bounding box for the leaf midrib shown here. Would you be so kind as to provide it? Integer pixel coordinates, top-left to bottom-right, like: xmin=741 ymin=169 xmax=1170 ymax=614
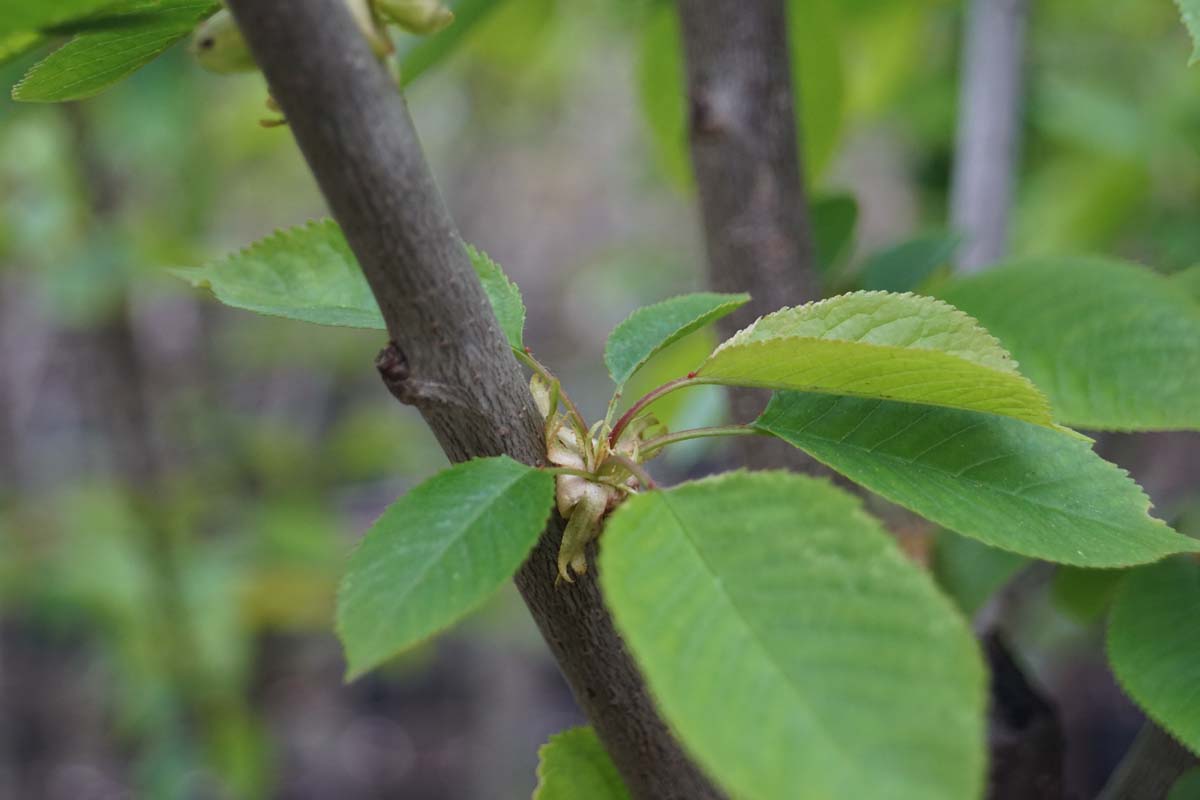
xmin=349 ymin=465 xmax=542 ymax=660
xmin=655 ymin=492 xmax=858 ymax=791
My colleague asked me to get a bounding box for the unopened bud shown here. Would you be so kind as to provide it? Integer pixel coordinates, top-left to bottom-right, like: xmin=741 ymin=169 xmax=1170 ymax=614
xmin=190 ymin=10 xmax=256 ymax=74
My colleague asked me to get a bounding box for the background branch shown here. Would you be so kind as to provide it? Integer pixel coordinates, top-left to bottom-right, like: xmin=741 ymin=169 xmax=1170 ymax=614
xmin=675 ymin=0 xmax=822 ymax=470
xmin=222 ymin=1 xmax=721 ymax=796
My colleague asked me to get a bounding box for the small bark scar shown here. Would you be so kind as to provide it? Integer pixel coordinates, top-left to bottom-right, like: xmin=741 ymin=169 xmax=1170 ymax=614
xmin=374 ymin=341 xmax=472 ymax=408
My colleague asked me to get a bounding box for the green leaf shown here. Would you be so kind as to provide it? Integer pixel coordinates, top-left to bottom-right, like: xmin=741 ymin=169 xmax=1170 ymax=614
xmin=0 ymin=0 xmax=127 ymax=37
xmin=1172 ymin=264 xmax=1200 ymax=303
xmin=1050 ymin=567 xmax=1123 ymax=624
xmin=788 ymin=0 xmax=844 ymax=178
xmin=173 ymin=220 xmax=386 ymax=330
xmin=534 ymin=727 xmax=630 ymax=800
xmin=931 ymin=533 xmax=1027 ymax=617
xmin=604 ymin=292 xmax=749 ymax=387
xmin=12 ymin=1 xmax=218 ymax=102
xmin=0 ymin=31 xmax=43 ymax=66
xmin=939 ymin=257 xmax=1200 ymax=431
xmin=698 ymin=291 xmax=1054 ymax=426
xmin=1176 ymin=0 xmax=1200 ymax=65
xmin=174 ymin=221 xmax=524 ymax=340
xmin=635 ymin=5 xmax=690 ymax=188
xmin=336 ymin=456 xmax=554 ymax=679
xmin=859 ymin=231 xmax=961 ymax=293
xmin=1169 ymin=768 xmax=1200 ymax=800
xmin=466 ymin=244 xmax=525 ymax=350
xmin=1108 ymin=558 xmax=1200 ymax=754
xmin=397 ymin=0 xmax=505 ymax=87
xmin=599 ymin=472 xmax=985 ymax=800
xmin=811 ymin=193 xmax=858 ymax=277
xmin=756 ymin=392 xmax=1198 ymax=567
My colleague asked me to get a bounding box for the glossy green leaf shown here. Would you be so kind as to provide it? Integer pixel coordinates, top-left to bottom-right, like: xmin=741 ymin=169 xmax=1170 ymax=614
xmin=931 ymin=533 xmax=1027 ymax=617
xmin=600 ymin=472 xmax=985 ymax=800
xmin=1108 ymin=558 xmax=1200 ymax=754
xmin=698 ymin=291 xmax=1053 ymax=426
xmin=466 ymin=244 xmax=525 ymax=350
xmin=12 ymin=1 xmax=218 ymax=102
xmin=604 ymin=292 xmax=748 ymax=387
xmin=939 ymin=257 xmax=1200 ymax=431
xmin=173 ymin=220 xmax=386 ymax=329
xmin=174 ymin=221 xmax=523 ymax=340
xmin=533 ymin=727 xmax=629 ymax=800
xmin=860 ymin=231 xmax=961 ymax=293
xmin=1176 ymin=0 xmax=1200 ymax=64
xmin=337 ymin=456 xmax=554 ymax=679
xmin=756 ymin=392 xmax=1197 ymax=567
xmin=811 ymin=193 xmax=858 ymax=277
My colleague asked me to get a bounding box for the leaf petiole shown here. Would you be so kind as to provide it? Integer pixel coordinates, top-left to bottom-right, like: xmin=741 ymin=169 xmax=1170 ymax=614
xmin=639 ymin=424 xmax=764 ymax=458
xmin=608 ymin=375 xmax=712 ymax=447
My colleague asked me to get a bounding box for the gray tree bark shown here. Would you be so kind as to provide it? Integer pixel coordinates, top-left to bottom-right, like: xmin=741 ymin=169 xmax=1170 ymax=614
xmin=222 ymin=2 xmax=722 ymax=797
xmin=675 ymin=0 xmax=823 ymax=470
xmin=950 ymin=0 xmax=1029 ymax=271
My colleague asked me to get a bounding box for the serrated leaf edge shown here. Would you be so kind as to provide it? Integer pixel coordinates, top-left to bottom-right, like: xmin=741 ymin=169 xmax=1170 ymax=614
xmin=710 ymin=291 xmax=1022 ymax=373
xmin=605 ymin=291 xmax=750 ymax=385
xmin=1106 ymin=568 xmax=1200 ymax=756
xmin=334 ymin=455 xmax=554 ymax=681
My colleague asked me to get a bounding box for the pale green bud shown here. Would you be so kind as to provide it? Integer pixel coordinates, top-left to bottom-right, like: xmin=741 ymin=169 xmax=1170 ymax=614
xmin=190 ymin=10 xmax=256 ymax=74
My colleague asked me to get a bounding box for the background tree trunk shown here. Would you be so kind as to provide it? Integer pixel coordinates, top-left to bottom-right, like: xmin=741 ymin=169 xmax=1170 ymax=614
xmin=675 ymin=0 xmax=822 ymax=470
xmin=222 ymin=2 xmax=723 ymax=797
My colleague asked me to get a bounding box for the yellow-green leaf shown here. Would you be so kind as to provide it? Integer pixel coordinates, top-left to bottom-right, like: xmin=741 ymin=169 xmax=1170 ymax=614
xmin=697 ymin=291 xmax=1053 ymax=426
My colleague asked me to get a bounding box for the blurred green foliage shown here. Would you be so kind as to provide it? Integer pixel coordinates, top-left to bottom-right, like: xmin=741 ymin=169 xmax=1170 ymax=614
xmin=0 ymin=0 xmax=1198 ymax=796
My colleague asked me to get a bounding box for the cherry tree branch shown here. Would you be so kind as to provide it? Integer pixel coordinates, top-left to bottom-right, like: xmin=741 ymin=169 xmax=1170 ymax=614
xmin=222 ymin=2 xmax=722 ymax=797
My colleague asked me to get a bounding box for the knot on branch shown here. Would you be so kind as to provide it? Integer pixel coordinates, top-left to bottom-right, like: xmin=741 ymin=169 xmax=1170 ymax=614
xmin=374 ymin=341 xmax=472 ymax=409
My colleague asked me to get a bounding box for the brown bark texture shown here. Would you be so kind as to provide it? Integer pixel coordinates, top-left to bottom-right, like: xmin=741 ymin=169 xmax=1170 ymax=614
xmin=676 ymin=0 xmax=822 ymax=469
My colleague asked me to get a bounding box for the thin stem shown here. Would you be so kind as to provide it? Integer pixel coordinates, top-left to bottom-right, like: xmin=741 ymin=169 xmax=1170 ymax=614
xmin=608 ymin=376 xmax=707 ymax=447
xmin=640 ymin=424 xmax=763 ymax=458
xmin=604 ymin=453 xmax=658 ymax=491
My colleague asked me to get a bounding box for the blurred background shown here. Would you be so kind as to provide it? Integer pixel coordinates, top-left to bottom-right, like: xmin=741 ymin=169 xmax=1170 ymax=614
xmin=0 ymin=0 xmax=1198 ymax=797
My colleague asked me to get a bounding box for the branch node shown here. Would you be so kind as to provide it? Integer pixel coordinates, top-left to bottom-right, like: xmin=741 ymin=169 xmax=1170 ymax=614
xmin=375 ymin=341 xmax=467 ymax=408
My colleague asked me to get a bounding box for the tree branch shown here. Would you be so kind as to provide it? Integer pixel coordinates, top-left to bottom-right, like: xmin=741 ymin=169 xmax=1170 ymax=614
xmin=950 ymin=0 xmax=1029 ymax=272
xmin=221 ymin=2 xmax=721 ymax=796
xmin=676 ymin=0 xmax=823 ymax=469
